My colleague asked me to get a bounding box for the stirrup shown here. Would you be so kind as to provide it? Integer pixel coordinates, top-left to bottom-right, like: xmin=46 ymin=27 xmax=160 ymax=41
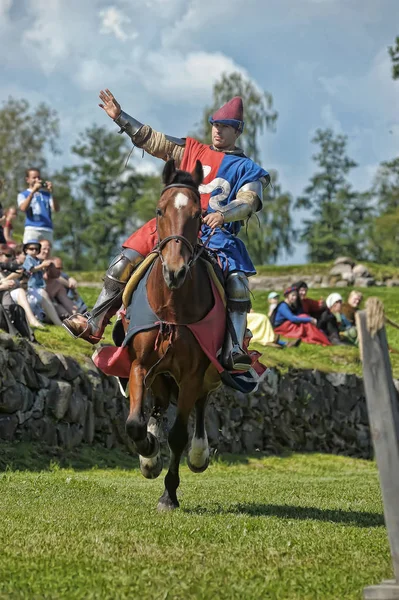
xmin=62 ymin=313 xmax=104 ymax=345
xmin=226 ymin=345 xmax=252 ymax=372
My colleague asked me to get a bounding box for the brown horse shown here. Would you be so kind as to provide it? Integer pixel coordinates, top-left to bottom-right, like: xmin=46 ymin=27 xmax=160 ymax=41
xmin=125 ymin=158 xmax=221 ymax=511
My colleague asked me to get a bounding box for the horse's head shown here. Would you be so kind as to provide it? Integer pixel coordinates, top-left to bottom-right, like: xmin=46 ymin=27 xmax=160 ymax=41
xmin=156 ymin=158 xmax=203 ymax=289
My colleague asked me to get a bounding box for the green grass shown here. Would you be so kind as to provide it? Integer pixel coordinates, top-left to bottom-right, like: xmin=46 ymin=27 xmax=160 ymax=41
xmin=254 ymin=261 xmax=399 ymax=280
xmin=33 ymin=285 xmax=399 ymax=378
xmin=0 ymin=451 xmax=391 ymax=599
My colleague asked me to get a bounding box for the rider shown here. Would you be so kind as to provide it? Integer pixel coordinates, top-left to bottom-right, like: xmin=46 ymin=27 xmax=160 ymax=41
xmin=63 ymin=89 xmax=270 ymax=372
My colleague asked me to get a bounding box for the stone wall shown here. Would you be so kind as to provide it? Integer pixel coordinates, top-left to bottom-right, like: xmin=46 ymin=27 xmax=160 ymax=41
xmin=0 ymin=332 xmax=387 ymax=459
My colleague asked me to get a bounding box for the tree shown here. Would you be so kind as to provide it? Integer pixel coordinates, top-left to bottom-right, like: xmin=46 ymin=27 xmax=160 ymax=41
xmin=388 ymin=36 xmax=399 ymax=80
xmin=52 ymin=167 xmax=91 ymax=270
xmin=69 ymin=125 xmax=146 ymax=269
xmin=0 ymin=98 xmax=59 ymax=210
xmin=367 ymin=157 xmax=399 ymax=264
xmin=194 ymin=72 xmax=277 ymax=163
xmin=296 ymin=128 xmax=369 ymax=262
xmin=238 ymin=172 xmax=294 ymax=264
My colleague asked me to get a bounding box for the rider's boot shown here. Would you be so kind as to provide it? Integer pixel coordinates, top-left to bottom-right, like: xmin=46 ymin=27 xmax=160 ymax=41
xmin=62 ymin=249 xmax=144 ymax=344
xmin=221 ymin=272 xmax=253 ymax=372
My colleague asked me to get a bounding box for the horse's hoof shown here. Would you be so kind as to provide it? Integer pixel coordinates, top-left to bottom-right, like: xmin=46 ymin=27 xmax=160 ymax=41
xmin=140 ymin=454 xmax=163 ymax=479
xmin=187 ymin=456 xmax=210 ymax=473
xmin=157 ymin=500 xmax=179 ymax=512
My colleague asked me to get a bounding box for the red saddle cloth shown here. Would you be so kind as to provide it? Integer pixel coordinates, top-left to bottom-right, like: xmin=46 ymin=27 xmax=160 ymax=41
xmin=92 ymin=276 xmax=265 ymax=380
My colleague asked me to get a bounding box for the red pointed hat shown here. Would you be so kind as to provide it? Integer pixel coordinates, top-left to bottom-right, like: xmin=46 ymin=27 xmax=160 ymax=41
xmin=209 ymin=96 xmax=244 ymax=132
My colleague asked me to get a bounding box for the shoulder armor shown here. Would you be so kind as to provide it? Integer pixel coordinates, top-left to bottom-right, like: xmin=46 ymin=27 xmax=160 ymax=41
xmin=165 ymin=134 xmax=185 ymax=146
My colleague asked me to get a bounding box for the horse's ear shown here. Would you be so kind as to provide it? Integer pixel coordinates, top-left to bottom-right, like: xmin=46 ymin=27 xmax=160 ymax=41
xmin=162 ymin=158 xmax=177 ymax=185
xmin=191 ymin=160 xmax=204 ymax=187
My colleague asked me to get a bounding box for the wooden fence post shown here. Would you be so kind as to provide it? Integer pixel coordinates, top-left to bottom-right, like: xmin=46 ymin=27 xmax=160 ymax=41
xmin=356 ymin=298 xmax=399 ymax=600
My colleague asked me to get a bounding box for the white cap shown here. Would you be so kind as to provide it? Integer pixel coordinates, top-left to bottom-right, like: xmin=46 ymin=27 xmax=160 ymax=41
xmin=326 ymin=293 xmax=342 ymax=309
xmin=268 ymin=291 xmax=279 ymax=300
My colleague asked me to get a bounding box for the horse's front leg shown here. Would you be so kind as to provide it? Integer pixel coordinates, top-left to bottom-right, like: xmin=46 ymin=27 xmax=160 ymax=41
xmin=157 ymin=379 xmax=198 ymax=511
xmin=126 ymin=361 xmax=159 ymax=459
xmin=187 ymin=394 xmax=210 ymax=473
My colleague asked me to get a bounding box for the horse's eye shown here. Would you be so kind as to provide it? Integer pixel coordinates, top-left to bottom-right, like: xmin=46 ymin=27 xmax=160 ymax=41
xmin=156 ymin=208 xmax=163 ymax=217
xmin=194 ymin=211 xmax=201 ymax=220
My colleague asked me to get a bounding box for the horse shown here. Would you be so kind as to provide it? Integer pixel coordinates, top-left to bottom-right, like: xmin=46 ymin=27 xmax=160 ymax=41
xmin=125 ymin=158 xmax=221 ymax=511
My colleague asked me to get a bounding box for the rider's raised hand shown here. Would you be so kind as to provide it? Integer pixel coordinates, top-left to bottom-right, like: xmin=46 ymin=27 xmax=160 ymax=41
xmin=99 ymin=89 xmax=121 ymax=120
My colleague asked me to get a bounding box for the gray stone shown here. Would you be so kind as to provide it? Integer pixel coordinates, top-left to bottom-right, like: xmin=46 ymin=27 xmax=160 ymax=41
xmin=386 ymin=279 xmax=399 ymax=288
xmin=334 ymin=256 xmax=355 ymax=267
xmin=354 ymin=277 xmax=375 ymax=288
xmin=335 ymin=280 xmax=349 ymax=287
xmin=0 ymin=414 xmax=18 ymax=440
xmin=67 ymin=391 xmax=85 ymax=424
xmin=32 ymin=390 xmax=46 ymax=418
xmin=325 ymin=372 xmax=348 ymax=387
xmin=56 ymin=354 xmax=82 ymax=382
xmin=0 ymin=383 xmax=34 ymax=413
xmin=352 ymin=264 xmax=370 ymax=277
xmin=330 ymin=263 xmax=353 ymax=276
xmin=341 ymin=271 xmax=355 ymax=284
xmin=47 ymin=381 xmax=72 ymax=420
xmin=84 ymin=401 xmax=95 ymax=443
xmin=35 ymin=348 xmax=63 ymax=378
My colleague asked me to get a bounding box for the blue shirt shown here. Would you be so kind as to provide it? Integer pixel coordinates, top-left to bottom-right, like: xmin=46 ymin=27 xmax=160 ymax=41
xmin=18 ymin=189 xmax=54 ymax=230
xmin=23 ymin=255 xmax=45 ymax=289
xmin=273 ymin=302 xmax=312 ymax=328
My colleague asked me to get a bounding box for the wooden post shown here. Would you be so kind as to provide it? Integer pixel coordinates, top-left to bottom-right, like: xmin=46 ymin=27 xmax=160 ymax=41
xmin=356 ymin=298 xmax=399 ymax=600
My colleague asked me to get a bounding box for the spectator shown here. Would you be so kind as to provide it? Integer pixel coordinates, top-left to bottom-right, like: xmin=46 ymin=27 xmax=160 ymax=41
xmin=3 ymin=206 xmax=18 ymax=247
xmin=4 ymin=243 xmax=45 ymax=329
xmin=267 ymin=291 xmax=279 ymax=318
xmin=342 ymin=290 xmax=363 ymax=326
xmin=0 ymin=246 xmax=35 ymax=340
xmin=44 ymin=256 xmax=77 ymax=319
xmin=271 ymin=286 xmax=331 ymax=346
xmin=292 ymin=280 xmax=325 ymax=318
xmin=38 ymin=240 xmax=87 ymax=313
xmin=247 ymin=310 xmax=301 ymax=349
xmin=17 ymin=168 xmax=59 ymax=244
xmin=22 ymin=240 xmax=63 ymax=326
xmin=317 ymin=293 xmax=347 ymax=345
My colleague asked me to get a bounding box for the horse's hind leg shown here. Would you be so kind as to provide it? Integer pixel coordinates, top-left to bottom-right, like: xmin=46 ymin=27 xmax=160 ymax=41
xmin=158 ymin=378 xmax=198 ymax=511
xmin=187 ymin=394 xmax=210 ymax=473
xmin=126 ymin=361 xmax=159 ymax=459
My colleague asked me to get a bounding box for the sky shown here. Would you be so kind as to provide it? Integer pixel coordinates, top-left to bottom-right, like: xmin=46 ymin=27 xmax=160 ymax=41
xmin=1 ymin=0 xmax=398 ymax=264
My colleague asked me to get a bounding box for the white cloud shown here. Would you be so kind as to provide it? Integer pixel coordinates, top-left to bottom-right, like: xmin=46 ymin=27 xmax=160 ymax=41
xmin=99 ymin=6 xmax=137 ymax=41
xmin=320 ymin=104 xmax=343 ymax=133
xmin=141 ymin=51 xmax=246 ymax=103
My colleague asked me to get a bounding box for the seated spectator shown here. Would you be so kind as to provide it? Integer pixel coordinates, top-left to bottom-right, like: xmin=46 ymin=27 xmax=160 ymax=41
xmin=318 ymin=293 xmax=357 ymax=346
xmin=267 ymin=291 xmax=279 ymax=318
xmin=44 ymin=256 xmax=77 ymax=319
xmin=247 ymin=310 xmax=301 ymax=350
xmin=342 ymin=290 xmax=363 ymax=326
xmin=3 ymin=206 xmax=17 ymax=247
xmin=38 ymin=240 xmax=87 ymax=313
xmin=0 ymin=246 xmax=35 ymax=340
xmin=292 ymin=280 xmax=325 ymax=318
xmin=22 ymin=240 xmax=64 ymax=326
xmin=271 ymin=286 xmax=331 ymax=346
xmin=5 ymin=243 xmax=45 ymax=329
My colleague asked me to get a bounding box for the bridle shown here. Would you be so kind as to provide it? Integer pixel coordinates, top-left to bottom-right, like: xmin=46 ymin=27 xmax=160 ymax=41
xmin=155 ymin=183 xmax=206 ymax=269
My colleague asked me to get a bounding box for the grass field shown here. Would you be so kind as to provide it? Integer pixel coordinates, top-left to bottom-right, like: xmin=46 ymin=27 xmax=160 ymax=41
xmin=0 ymin=450 xmax=392 ymax=600
xmin=33 ymin=284 xmax=399 ymax=378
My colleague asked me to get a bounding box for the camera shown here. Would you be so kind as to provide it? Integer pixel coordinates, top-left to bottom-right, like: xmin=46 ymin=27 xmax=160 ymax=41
xmin=40 ymin=181 xmax=48 ymax=189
